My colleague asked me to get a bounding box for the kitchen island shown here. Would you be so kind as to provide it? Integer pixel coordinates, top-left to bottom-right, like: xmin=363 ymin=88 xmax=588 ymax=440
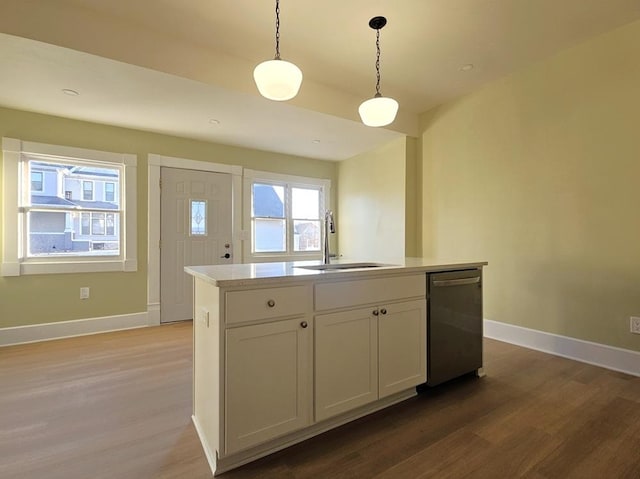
xmin=185 ymin=258 xmax=487 ymax=475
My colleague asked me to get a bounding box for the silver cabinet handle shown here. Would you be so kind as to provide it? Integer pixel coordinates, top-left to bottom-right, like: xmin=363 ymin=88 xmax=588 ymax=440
xmin=267 ymin=299 xmax=276 ymax=308
xmin=300 ymin=321 xmax=308 ymax=328
xmin=432 ymin=277 xmax=480 ymax=287
xmin=380 ymin=308 xmax=387 ymax=315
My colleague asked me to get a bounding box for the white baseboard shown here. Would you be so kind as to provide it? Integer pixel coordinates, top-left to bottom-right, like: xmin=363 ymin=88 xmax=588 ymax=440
xmin=484 ymin=319 xmax=640 ymax=377
xmin=0 ymin=312 xmax=151 ymax=347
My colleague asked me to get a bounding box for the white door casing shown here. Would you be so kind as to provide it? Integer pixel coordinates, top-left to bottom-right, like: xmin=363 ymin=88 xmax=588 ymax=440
xmin=147 ymin=154 xmax=242 ymax=326
xmin=160 ymin=167 xmax=232 ymax=323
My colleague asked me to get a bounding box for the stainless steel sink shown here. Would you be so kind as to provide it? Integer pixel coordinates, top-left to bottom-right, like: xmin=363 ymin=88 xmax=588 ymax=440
xmin=295 ymin=262 xmax=392 ymax=271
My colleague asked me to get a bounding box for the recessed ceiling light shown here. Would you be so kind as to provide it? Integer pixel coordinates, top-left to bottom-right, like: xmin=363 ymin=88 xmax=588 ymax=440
xmin=209 ymin=119 xmax=220 ymax=125
xmin=459 ymin=64 xmax=474 ymax=72
xmin=312 ymin=139 xmax=321 ymax=144
xmin=62 ymin=89 xmax=79 ymax=96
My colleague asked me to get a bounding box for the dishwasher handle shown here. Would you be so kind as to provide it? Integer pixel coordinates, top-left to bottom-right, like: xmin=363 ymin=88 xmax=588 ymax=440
xmin=432 ymin=276 xmax=480 ymax=287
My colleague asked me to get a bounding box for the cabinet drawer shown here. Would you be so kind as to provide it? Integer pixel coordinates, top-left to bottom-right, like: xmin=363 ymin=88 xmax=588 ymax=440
xmin=315 ymin=274 xmax=425 ymax=311
xmin=226 ymin=286 xmax=309 ymax=324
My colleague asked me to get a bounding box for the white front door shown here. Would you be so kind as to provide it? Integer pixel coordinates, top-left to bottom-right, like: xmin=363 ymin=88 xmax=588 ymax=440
xmin=160 ymin=167 xmax=233 ymax=323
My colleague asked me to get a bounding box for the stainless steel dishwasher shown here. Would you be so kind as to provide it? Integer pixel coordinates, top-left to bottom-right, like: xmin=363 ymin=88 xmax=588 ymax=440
xmin=425 ymin=268 xmax=483 ymax=386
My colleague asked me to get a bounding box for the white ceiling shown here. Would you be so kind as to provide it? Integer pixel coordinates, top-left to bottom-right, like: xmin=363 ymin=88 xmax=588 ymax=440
xmin=1 ymin=0 xmax=640 ymax=160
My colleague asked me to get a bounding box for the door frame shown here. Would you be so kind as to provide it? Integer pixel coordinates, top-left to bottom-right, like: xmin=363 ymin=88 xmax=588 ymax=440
xmin=147 ymin=154 xmax=243 ymax=326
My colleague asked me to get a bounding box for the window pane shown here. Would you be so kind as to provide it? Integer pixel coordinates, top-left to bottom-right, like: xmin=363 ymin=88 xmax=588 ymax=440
xmin=83 ymin=181 xmax=93 ymax=201
xmin=292 ymin=187 xmax=320 ymax=219
xmin=92 ymin=213 xmax=105 ymax=235
xmin=293 ymin=220 xmax=321 ymax=252
xmin=29 ymin=161 xmax=120 ymax=208
xmin=190 ymin=200 xmax=207 ymax=236
xmin=252 ymin=183 xmax=284 ymax=218
xmin=253 ymin=218 xmax=286 ymax=252
xmin=27 ymin=210 xmax=117 ymax=257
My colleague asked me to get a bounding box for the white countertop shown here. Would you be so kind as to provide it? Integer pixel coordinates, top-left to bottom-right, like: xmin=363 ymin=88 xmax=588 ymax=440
xmin=185 ymin=257 xmax=487 ymax=287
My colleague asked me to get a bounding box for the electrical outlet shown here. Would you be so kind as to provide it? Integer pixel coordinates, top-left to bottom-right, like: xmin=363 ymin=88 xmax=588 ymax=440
xmin=80 ymin=287 xmax=90 ymax=300
xmin=631 ymin=316 xmax=640 ymax=335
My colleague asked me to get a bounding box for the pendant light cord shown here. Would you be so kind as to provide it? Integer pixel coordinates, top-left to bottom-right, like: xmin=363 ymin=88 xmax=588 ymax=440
xmin=274 ymin=0 xmax=281 ymax=60
xmin=375 ymin=28 xmax=381 ymax=96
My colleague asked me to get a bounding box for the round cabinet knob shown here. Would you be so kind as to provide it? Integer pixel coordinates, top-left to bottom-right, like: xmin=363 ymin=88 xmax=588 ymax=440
xmin=372 ymin=309 xmax=379 ymax=316
xmin=380 ymin=308 xmax=387 ymax=315
xmin=267 ymin=299 xmax=276 ymax=308
xmin=300 ymin=321 xmax=308 ymax=328
xmin=220 ymin=253 xmax=231 ymax=259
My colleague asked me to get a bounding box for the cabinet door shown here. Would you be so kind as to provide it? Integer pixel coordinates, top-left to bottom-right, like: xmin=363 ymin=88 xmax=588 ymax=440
xmin=378 ymin=299 xmax=427 ymax=398
xmin=225 ymin=318 xmax=311 ymax=454
xmin=315 ymin=308 xmax=378 ymax=422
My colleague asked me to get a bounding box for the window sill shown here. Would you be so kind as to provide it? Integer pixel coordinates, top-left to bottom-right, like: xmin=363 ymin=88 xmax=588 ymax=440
xmin=1 ymin=259 xmax=137 ymax=276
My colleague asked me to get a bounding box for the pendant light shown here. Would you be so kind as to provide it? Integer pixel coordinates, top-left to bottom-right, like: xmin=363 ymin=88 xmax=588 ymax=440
xmin=253 ymin=0 xmax=303 ymax=101
xmin=358 ymin=16 xmax=398 ymax=127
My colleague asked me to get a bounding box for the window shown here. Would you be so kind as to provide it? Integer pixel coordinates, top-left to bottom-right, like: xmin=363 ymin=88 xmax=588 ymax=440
xmin=91 ymin=213 xmax=106 ymax=235
xmin=1 ymin=138 xmax=137 ymax=276
xmin=190 ymin=200 xmax=207 ymax=236
xmin=31 ymin=171 xmax=43 ymax=192
xmin=81 ymin=213 xmax=90 ymax=235
xmin=105 ymin=182 xmax=115 ymax=202
xmin=244 ymin=169 xmax=330 ymax=261
xmin=106 ymin=213 xmax=115 ymax=236
xmin=82 ymin=180 xmax=94 ymax=201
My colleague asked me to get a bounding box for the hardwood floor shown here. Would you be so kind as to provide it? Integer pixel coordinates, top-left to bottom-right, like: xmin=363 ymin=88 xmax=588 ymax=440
xmin=1 ymin=322 xmax=638 ymax=479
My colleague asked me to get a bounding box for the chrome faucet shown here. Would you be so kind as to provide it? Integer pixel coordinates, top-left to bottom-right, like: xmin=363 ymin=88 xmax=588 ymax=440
xmin=323 ymin=210 xmax=335 ymax=264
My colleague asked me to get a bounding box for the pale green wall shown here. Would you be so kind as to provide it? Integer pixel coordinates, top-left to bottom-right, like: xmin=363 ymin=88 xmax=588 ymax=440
xmin=0 ymin=107 xmax=337 ymax=328
xmin=338 ymin=136 xmax=412 ymax=261
xmin=420 ymin=20 xmax=640 ymax=351
xmin=404 ymin=137 xmax=418 ymax=257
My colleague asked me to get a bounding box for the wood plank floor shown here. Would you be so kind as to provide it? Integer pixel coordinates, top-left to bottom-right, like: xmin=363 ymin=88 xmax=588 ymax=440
xmin=1 ymin=322 xmax=638 ymax=479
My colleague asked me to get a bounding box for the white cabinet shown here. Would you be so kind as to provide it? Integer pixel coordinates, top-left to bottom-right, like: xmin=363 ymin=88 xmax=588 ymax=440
xmin=315 ymin=296 xmax=426 ymax=422
xmin=191 ymin=269 xmax=433 ymax=474
xmin=315 ymin=308 xmax=379 ymax=421
xmin=378 ymin=299 xmax=426 ymax=398
xmin=225 ymin=317 xmax=312 ymax=454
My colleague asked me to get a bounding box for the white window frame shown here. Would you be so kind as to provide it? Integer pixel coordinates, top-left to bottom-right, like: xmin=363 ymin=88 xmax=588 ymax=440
xmin=243 ymin=169 xmax=331 ymax=263
xmin=1 ymin=138 xmax=137 ymax=276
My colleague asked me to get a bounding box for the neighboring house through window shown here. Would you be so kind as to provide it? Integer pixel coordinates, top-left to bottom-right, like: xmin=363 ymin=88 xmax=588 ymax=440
xmin=243 ymin=169 xmax=330 ymax=261
xmin=1 ymin=138 xmax=137 ymax=276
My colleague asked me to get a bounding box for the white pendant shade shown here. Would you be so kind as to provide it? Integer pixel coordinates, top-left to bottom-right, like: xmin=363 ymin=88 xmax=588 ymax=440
xmin=253 ymin=59 xmax=303 ymax=101
xmin=358 ymin=96 xmax=399 ymax=127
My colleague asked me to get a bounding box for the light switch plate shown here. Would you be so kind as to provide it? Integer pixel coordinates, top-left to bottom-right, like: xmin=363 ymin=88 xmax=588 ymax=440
xmin=200 ymin=308 xmax=210 ymax=327
xmin=631 ymin=316 xmax=640 ymax=334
